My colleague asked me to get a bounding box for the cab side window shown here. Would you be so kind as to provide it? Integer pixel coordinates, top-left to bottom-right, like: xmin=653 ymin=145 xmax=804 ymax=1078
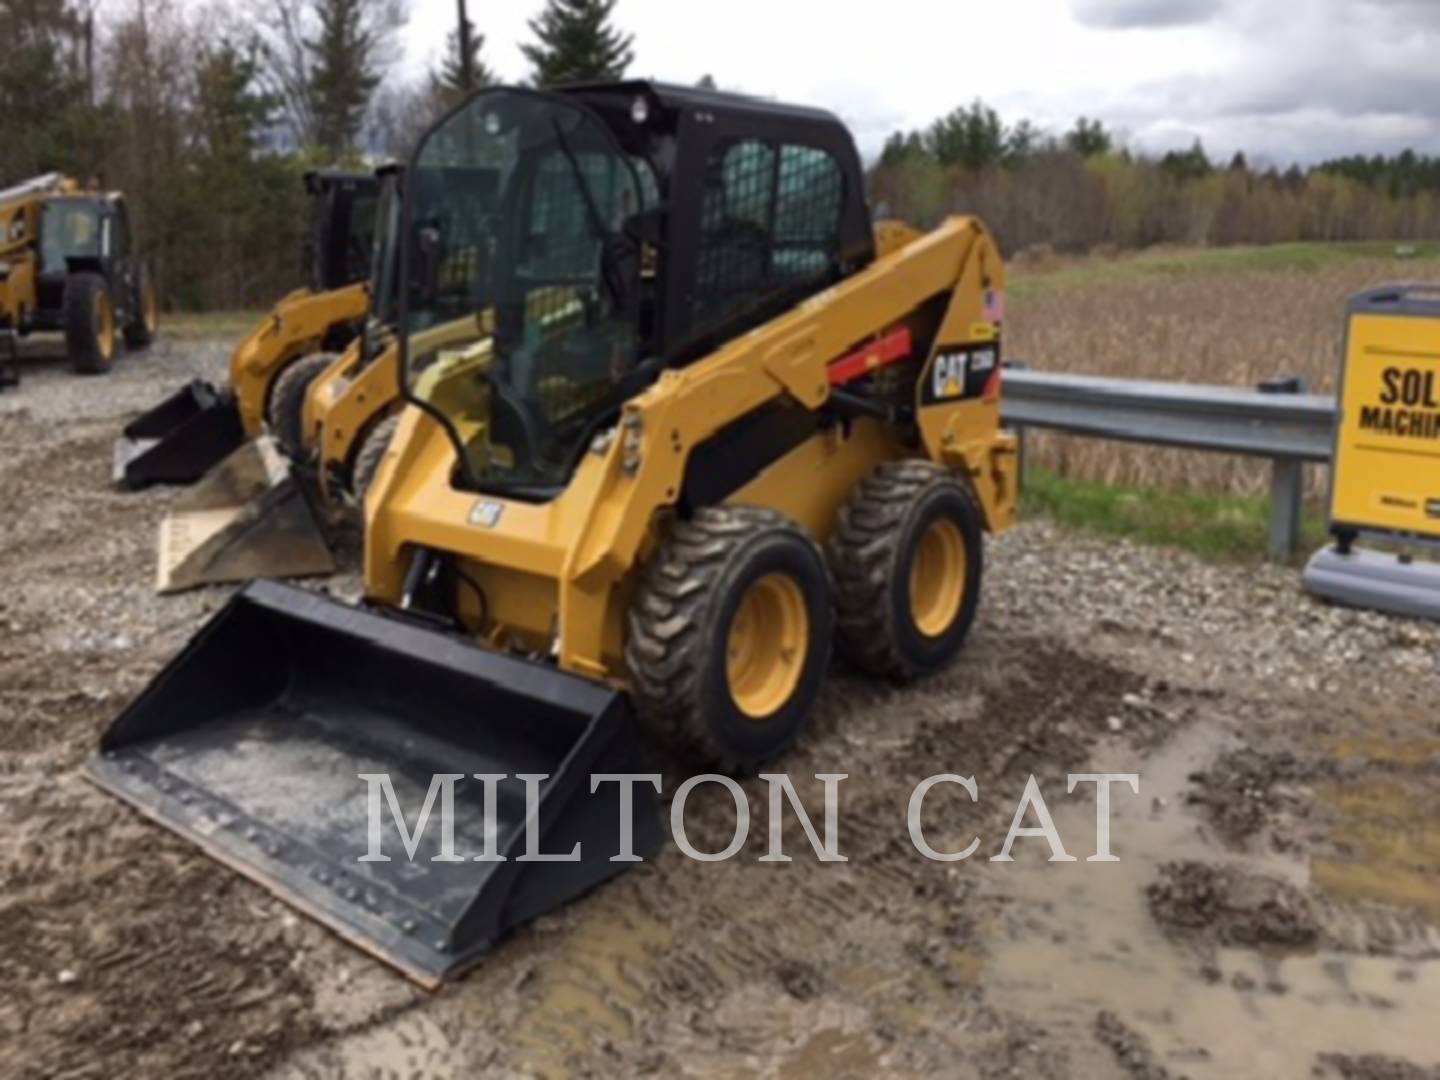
xmin=692 ymin=138 xmax=845 ymax=342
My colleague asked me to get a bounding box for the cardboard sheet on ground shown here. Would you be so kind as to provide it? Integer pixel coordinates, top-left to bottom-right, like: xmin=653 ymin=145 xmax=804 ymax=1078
xmin=156 ymin=436 xmax=334 ymax=593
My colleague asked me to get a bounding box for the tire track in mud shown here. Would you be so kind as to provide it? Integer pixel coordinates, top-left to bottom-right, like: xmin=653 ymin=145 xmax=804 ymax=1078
xmin=11 ymin=334 xmax=1440 ymax=1077
xmin=0 ymin=342 xmax=349 ymax=1080
xmin=368 ymin=637 xmax=1164 ymax=1079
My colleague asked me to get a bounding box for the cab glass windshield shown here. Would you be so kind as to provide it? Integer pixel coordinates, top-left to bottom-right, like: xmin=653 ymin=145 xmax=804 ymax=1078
xmin=40 ymin=200 xmax=102 ymax=272
xmin=369 ymin=172 xmax=402 ymax=327
xmin=401 ymin=89 xmax=646 ymax=495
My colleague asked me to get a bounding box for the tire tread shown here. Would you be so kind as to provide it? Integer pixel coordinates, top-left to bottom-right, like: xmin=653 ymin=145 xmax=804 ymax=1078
xmin=827 ymin=459 xmax=980 ymax=680
xmin=624 ymin=505 xmax=830 ymax=769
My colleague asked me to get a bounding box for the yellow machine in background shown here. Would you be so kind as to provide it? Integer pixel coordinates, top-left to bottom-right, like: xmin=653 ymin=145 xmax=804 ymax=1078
xmin=229 ymin=280 xmax=369 ymax=442
xmin=114 ymin=169 xmax=379 ymax=490
xmin=295 ymin=165 xmax=410 ymax=506
xmin=91 ymin=82 xmax=1016 ymax=986
xmin=1306 ymin=285 xmax=1440 ymax=619
xmin=301 ymin=329 xmax=401 ymax=500
xmin=134 ymin=279 xmax=373 ymax=594
xmin=0 ymin=173 xmax=158 ymax=383
xmin=117 ymin=170 xmax=384 ymax=593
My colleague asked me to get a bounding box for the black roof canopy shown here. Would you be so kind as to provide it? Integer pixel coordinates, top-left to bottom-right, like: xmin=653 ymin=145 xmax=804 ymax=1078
xmin=557 ymin=79 xmax=876 ymax=364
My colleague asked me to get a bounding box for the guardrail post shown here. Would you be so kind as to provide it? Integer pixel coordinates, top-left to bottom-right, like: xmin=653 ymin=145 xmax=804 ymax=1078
xmin=1259 ymin=377 xmax=1306 ymax=561
xmin=1268 ymin=459 xmax=1303 ymax=561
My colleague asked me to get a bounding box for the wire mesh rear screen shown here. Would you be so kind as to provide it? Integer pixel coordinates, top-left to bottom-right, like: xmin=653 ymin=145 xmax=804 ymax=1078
xmin=692 ymin=139 xmax=844 ymax=344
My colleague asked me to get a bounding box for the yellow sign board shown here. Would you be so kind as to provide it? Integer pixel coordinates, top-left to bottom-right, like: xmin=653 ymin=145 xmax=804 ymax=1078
xmin=1331 ymin=288 xmax=1440 ymax=541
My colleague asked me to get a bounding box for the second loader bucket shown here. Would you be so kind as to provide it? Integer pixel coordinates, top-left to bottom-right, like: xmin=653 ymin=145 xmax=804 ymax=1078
xmin=156 ymin=436 xmax=335 ymax=593
xmin=114 ymin=380 xmax=246 ymax=488
xmin=86 ymin=580 xmax=663 ymax=986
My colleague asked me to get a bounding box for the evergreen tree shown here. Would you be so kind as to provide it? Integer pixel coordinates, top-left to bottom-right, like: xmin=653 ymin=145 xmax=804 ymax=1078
xmin=1064 ymin=116 xmax=1112 ymax=158
xmin=436 ymin=0 xmax=492 ymax=97
xmin=0 ymin=0 xmax=93 ymax=183
xmin=186 ymin=39 xmax=299 ymax=308
xmin=521 ymin=0 xmax=633 ymax=87
xmin=921 ymin=100 xmax=1034 ymax=169
xmin=432 ymin=0 xmax=492 ymax=108
xmin=306 ymin=0 xmax=381 ymax=158
xmin=879 ymin=130 xmax=928 ymax=168
xmin=194 ymin=40 xmax=277 ymax=159
xmin=1159 ymin=139 xmax=1212 ymax=181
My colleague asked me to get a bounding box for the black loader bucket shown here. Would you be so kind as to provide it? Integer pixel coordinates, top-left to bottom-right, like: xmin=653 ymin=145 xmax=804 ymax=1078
xmin=86 ymin=580 xmax=662 ymax=987
xmin=114 ymin=380 xmax=246 ymax=488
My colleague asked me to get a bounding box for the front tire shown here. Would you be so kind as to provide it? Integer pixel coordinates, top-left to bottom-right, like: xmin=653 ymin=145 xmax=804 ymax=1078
xmin=267 ymin=352 xmax=336 ymax=459
xmin=626 ymin=506 xmax=834 ymax=771
xmin=349 ymin=413 xmax=399 ymax=507
xmin=828 ymin=460 xmax=984 ymax=681
xmin=64 ymin=273 xmax=117 ymax=375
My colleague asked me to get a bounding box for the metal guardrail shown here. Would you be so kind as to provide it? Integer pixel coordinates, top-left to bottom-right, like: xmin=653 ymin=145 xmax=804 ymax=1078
xmin=1000 ymin=368 xmax=1338 ymax=560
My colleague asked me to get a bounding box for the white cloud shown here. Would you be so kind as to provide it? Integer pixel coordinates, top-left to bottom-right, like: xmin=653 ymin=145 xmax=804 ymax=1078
xmin=1071 ymin=0 xmax=1227 ymax=28
xmin=399 ymin=0 xmax=1440 ymax=164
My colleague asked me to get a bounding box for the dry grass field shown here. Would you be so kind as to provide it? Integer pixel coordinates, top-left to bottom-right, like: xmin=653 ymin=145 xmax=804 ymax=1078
xmin=1006 ymin=242 xmax=1440 ymax=499
xmin=159 ymin=242 xmax=1440 ymax=561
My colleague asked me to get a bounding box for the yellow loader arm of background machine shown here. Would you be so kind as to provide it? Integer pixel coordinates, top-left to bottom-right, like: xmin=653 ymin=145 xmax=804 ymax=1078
xmin=229 ymin=281 xmax=369 ymax=436
xmin=365 ymin=215 xmax=1017 ymax=681
xmin=302 ymin=313 xmax=496 ymax=499
xmin=302 ymin=329 xmax=396 ymax=497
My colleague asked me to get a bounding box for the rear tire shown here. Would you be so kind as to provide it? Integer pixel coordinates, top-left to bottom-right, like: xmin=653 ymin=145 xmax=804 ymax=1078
xmin=267 ymin=352 xmax=336 ymax=459
xmin=349 ymin=413 xmax=399 ymax=507
xmin=625 ymin=505 xmax=834 ymax=771
xmin=124 ymin=265 xmax=158 ymax=349
xmin=64 ymin=273 xmax=117 ymax=375
xmin=828 ymin=460 xmax=983 ymax=681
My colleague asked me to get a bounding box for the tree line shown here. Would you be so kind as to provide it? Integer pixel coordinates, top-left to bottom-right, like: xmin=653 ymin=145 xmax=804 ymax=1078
xmin=0 ymin=0 xmax=633 ymax=310
xmin=8 ymin=0 xmax=1439 ymax=312
xmin=871 ymin=100 xmax=1440 ymax=255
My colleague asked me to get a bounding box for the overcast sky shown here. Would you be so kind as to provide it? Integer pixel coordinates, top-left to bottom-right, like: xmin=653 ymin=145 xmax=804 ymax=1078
xmin=400 ymin=0 xmax=1440 ymax=165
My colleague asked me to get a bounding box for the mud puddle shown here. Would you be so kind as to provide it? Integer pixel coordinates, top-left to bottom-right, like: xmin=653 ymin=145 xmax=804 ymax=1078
xmin=980 ymin=724 xmax=1440 ymax=1078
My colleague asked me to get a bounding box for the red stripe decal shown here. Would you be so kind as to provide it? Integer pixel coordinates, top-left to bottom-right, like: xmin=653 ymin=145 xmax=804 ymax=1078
xmin=826 ymin=327 xmax=913 ymax=387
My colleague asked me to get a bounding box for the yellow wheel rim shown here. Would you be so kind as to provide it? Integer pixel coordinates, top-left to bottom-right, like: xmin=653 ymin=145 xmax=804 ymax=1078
xmin=143 ymin=283 xmax=158 ymax=334
xmin=909 ymin=517 xmax=965 ymax=637
xmin=726 ymin=572 xmax=809 ymax=720
xmin=96 ymin=292 xmax=115 ymax=363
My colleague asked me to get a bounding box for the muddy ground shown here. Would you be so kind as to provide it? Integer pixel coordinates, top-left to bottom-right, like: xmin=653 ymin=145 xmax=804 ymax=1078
xmin=1 ymin=336 xmax=1439 ymax=1079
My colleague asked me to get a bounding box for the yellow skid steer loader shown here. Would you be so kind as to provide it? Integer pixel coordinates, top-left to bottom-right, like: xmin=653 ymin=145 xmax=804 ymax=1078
xmin=125 ymin=171 xmax=382 ymax=593
xmin=153 ymin=164 xmax=510 ymax=593
xmin=114 ymin=169 xmax=379 ymax=490
xmin=90 ymin=83 xmax=1017 ymax=986
xmin=295 ymin=164 xmax=411 ymax=507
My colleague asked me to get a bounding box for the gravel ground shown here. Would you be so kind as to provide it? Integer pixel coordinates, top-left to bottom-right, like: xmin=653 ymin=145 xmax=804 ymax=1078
xmin=1 ymin=334 xmax=1439 ymax=1079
